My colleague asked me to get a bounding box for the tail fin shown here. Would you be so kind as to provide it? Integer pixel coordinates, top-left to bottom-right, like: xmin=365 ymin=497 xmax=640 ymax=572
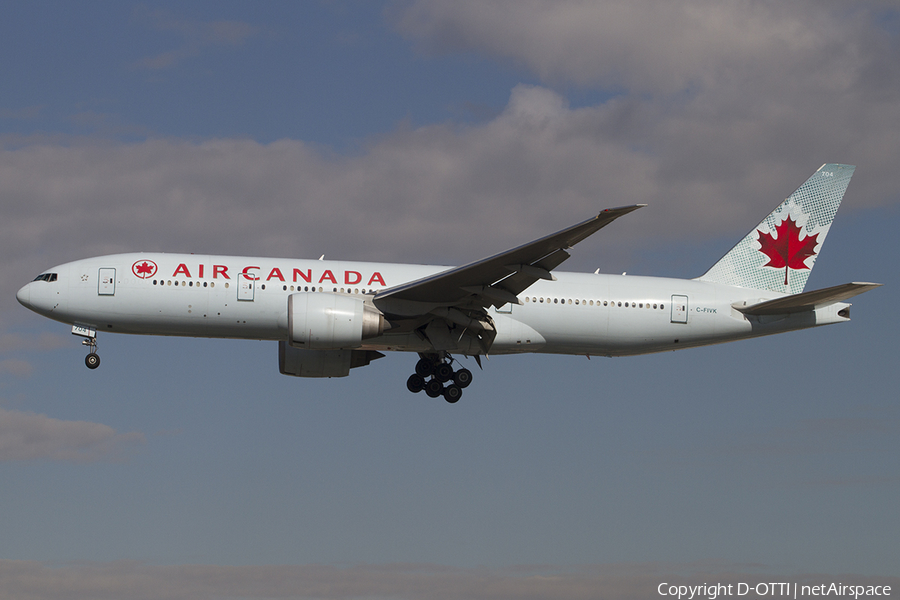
xmin=698 ymin=163 xmax=855 ymax=294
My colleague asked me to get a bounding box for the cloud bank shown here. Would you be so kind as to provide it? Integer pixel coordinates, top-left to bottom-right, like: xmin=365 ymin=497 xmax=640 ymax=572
xmin=0 ymin=407 xmax=145 ymax=462
xmin=0 ymin=560 xmax=895 ymax=600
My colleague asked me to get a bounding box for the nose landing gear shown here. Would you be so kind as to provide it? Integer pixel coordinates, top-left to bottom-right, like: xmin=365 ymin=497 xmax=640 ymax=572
xmin=72 ymin=324 xmax=100 ymax=370
xmin=407 ymin=354 xmax=473 ymax=403
xmin=82 ymin=337 xmax=100 ymax=369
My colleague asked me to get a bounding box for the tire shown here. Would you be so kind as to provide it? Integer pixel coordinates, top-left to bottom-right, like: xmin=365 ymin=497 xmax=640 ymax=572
xmin=434 ymin=362 xmax=454 ymax=383
xmin=415 ymin=358 xmax=435 ymax=377
xmin=443 ymin=384 xmax=462 ymax=404
xmin=453 ymin=368 xmax=473 ymax=388
xmin=85 ymin=353 xmax=100 ymax=369
xmin=425 ymin=379 xmax=444 ymax=398
xmin=406 ymin=374 xmax=425 ymax=393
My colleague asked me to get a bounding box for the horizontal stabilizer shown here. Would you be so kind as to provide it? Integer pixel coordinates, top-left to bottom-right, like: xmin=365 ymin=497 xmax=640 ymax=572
xmin=733 ymin=282 xmax=882 ymax=316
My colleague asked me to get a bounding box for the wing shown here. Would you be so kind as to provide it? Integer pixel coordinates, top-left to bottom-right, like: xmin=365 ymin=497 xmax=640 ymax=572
xmin=376 ymin=205 xmax=644 ymax=308
xmin=373 ymin=205 xmax=644 ymax=354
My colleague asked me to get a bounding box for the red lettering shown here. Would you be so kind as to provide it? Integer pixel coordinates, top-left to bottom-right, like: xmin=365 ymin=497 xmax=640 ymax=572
xmin=198 ymin=264 xmax=204 ymax=279
xmin=267 ymin=267 xmax=285 ymax=282
xmin=344 ymin=271 xmax=362 ymax=285
xmin=173 ymin=263 xmax=192 ymax=278
xmin=368 ymin=272 xmax=386 ymax=286
xmin=293 ymin=268 xmax=311 ymax=283
xmin=213 ymin=265 xmax=230 ymax=279
xmin=319 ymin=270 xmax=337 ymax=284
xmin=242 ymin=266 xmax=260 ymax=281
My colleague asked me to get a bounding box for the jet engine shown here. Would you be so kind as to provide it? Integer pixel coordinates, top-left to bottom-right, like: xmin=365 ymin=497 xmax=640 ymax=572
xmin=288 ymin=292 xmax=385 ymax=349
xmin=278 ymin=341 xmax=384 ymax=378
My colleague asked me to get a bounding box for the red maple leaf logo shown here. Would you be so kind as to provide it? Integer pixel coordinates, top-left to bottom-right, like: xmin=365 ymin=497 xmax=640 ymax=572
xmin=132 ymin=260 xmax=158 ymax=279
xmin=757 ymin=215 xmax=818 ymax=286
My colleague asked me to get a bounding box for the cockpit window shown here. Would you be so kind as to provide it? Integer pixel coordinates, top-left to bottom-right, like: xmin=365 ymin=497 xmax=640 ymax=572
xmin=33 ymin=273 xmax=58 ymax=282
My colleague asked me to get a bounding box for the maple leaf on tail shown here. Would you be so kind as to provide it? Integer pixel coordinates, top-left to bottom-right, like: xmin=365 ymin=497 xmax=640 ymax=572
xmin=757 ymin=215 xmax=819 ymax=286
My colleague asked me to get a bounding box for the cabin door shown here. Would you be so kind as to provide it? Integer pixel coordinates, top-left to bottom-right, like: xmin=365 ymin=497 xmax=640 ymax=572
xmin=98 ymin=268 xmax=116 ymax=296
xmin=237 ymin=272 xmax=256 ymax=301
xmin=670 ymin=294 xmax=688 ymax=323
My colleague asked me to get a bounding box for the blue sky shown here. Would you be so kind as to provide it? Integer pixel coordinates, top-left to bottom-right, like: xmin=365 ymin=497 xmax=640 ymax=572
xmin=1 ymin=2 xmax=898 ymax=598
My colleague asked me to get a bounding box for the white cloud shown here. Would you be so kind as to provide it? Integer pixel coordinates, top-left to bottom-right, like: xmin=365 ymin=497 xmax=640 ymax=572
xmin=391 ymin=1 xmax=900 ymax=204
xmin=393 ymin=1 xmax=886 ymax=93
xmin=0 ymin=407 xmax=145 ymax=462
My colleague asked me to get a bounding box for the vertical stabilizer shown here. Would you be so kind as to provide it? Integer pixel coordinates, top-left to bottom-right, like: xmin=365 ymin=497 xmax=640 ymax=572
xmin=698 ymin=163 xmax=855 ymax=294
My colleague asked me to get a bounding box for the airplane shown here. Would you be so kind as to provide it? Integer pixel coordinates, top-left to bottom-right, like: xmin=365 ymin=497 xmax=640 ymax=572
xmin=16 ymin=163 xmax=880 ymax=403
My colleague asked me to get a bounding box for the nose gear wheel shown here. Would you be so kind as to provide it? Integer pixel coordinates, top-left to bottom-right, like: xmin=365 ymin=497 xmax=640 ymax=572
xmin=81 ymin=336 xmax=101 ymax=370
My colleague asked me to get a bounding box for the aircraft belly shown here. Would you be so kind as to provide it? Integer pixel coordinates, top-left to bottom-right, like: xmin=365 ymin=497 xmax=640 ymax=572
xmin=65 ymin=284 xmax=287 ymax=340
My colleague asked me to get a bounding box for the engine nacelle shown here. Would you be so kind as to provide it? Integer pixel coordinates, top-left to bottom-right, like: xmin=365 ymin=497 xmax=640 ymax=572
xmin=278 ymin=342 xmax=384 ymax=378
xmin=288 ymin=292 xmax=385 ymax=349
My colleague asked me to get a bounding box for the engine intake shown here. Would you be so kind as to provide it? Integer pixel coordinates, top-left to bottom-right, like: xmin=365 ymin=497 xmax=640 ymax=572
xmin=288 ymin=292 xmax=385 ymax=349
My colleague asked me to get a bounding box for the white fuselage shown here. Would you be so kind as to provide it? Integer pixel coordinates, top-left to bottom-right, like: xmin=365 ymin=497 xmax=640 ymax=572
xmin=17 ymin=252 xmax=849 ymax=358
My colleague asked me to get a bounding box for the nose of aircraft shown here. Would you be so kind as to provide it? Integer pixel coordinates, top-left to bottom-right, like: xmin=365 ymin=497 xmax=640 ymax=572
xmin=16 ymin=283 xmax=31 ymax=308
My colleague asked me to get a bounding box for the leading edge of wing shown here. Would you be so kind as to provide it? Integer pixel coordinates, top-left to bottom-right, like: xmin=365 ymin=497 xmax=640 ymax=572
xmin=375 ymin=205 xmax=645 ymax=306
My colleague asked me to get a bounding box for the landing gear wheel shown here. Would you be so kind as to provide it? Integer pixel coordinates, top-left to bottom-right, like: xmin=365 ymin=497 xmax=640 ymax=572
xmin=407 ymin=374 xmax=425 ymax=393
xmin=425 ymin=379 xmax=444 ymax=398
xmin=85 ymin=353 xmax=100 ymax=369
xmin=434 ymin=362 xmax=454 ymax=383
xmin=443 ymin=384 xmax=462 ymax=404
xmin=453 ymin=368 xmax=473 ymax=388
xmin=415 ymin=358 xmax=435 ymax=378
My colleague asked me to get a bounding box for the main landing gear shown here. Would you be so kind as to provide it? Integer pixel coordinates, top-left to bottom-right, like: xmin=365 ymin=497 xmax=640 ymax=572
xmin=406 ymin=354 xmax=473 ymax=404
